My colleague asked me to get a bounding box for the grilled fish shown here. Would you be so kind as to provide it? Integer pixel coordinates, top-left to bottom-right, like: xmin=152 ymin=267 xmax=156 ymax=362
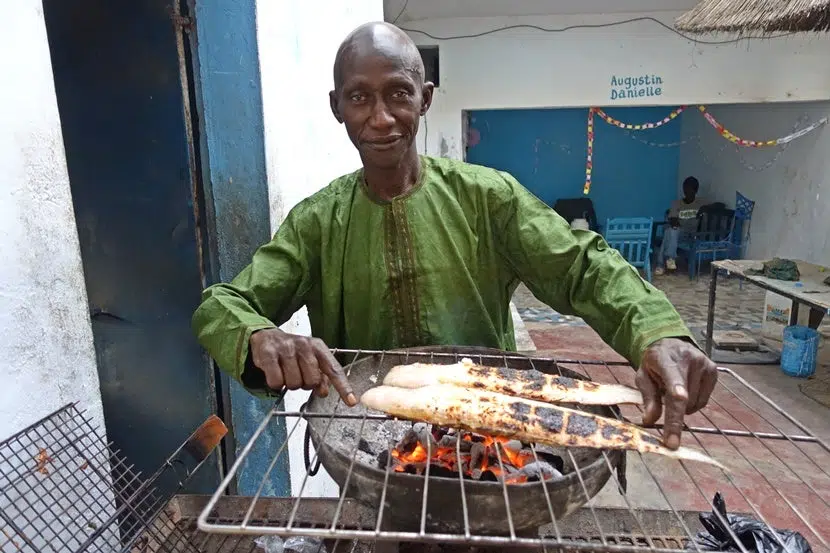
xmin=383 ymin=357 xmax=643 ymax=406
xmin=361 ymin=384 xmax=726 ymax=470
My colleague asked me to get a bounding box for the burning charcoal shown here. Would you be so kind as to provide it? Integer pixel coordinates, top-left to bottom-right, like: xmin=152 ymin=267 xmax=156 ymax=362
xmin=532 ymin=444 xmax=559 ymax=457
xmin=377 ymin=450 xmax=390 ymax=470
xmin=469 ymin=442 xmax=486 ymax=478
xmin=517 ymin=461 xmax=563 ymax=482
xmin=538 ymin=453 xmax=565 ymax=474
xmin=397 ymin=429 xmax=420 ymax=451
xmin=499 ymin=462 xmax=520 ymax=474
xmin=432 ymin=426 xmax=450 ymax=440
xmin=437 ymin=435 xmax=455 ymax=448
xmin=357 ymin=438 xmax=373 ymax=455
xmin=437 ymin=434 xmax=472 ymax=452
xmin=402 ymin=464 xmax=423 ymax=475
xmin=529 ymin=444 xmax=565 ymax=473
xmin=427 ymin=464 xmax=456 ymax=479
xmin=412 ymin=423 xmax=438 ymax=451
xmin=412 ymin=422 xmax=430 ymax=433
xmin=501 ymin=439 xmax=523 ymax=454
xmin=479 ymin=470 xmax=498 ymax=482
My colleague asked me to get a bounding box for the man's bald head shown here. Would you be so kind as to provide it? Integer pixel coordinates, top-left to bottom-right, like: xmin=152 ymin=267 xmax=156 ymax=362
xmin=333 ymin=22 xmax=425 ymax=93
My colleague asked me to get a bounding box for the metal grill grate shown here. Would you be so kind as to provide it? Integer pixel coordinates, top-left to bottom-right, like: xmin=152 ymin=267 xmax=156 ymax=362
xmin=196 ymin=349 xmax=830 ymax=553
xmin=0 ymin=404 xmax=223 ymax=553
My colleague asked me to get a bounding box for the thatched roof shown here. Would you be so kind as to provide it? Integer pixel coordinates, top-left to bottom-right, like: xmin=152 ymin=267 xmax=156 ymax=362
xmin=675 ymin=0 xmax=830 ymax=34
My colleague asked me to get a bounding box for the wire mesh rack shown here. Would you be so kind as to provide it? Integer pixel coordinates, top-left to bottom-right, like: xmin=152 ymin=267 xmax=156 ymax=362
xmin=196 ymin=349 xmax=830 ymax=553
xmin=0 ymin=403 xmax=225 ymax=553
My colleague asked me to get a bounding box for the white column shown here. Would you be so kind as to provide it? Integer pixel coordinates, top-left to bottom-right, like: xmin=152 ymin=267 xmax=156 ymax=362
xmin=255 ymin=0 xmax=384 ymax=497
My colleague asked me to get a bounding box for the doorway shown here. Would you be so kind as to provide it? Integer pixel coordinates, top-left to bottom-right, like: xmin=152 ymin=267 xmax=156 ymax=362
xmin=41 ymin=0 xmax=220 ymax=494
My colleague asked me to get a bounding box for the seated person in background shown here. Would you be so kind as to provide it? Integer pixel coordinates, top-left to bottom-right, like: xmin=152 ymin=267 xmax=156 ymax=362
xmin=655 ymin=176 xmax=709 ymax=275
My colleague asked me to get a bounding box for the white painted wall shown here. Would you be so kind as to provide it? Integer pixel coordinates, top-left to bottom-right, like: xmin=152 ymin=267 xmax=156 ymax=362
xmin=0 ymin=2 xmax=110 ymax=547
xmin=256 ymin=0 xmax=384 ymax=498
xmin=0 ymin=1 xmax=103 ymax=441
xmin=678 ymin=101 xmax=830 ymax=264
xmin=402 ymin=13 xmax=830 ymax=160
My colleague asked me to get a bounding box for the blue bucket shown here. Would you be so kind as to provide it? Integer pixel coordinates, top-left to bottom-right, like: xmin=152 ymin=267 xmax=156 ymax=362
xmin=781 ymin=325 xmax=819 ymax=378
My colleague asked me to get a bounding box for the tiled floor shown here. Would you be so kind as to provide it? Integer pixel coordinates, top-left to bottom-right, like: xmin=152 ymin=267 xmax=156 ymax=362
xmin=516 ymin=273 xmax=830 ymax=336
xmin=511 ymin=272 xmax=830 ymax=549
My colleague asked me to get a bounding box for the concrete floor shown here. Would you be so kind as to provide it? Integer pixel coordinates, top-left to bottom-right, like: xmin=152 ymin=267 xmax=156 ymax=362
xmin=512 ymin=275 xmax=830 ymax=550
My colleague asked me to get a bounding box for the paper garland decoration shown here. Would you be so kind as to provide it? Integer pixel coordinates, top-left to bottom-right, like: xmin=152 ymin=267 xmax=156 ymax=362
xmin=623 ymin=132 xmax=688 ymax=148
xmin=594 ymin=106 xmax=686 ymax=130
xmin=586 ymin=105 xmax=690 ymax=193
xmin=593 ymin=104 xmax=827 ymax=147
xmin=581 ymin=104 xmax=827 ymax=194
xmin=584 ymin=108 xmax=594 ymax=194
xmin=697 ymin=105 xmax=828 ymax=147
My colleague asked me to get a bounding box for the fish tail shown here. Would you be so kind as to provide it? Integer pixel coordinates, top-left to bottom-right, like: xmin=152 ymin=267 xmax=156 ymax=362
xmin=669 ymin=445 xmax=730 ymax=472
xmin=612 ymin=386 xmax=644 ymax=405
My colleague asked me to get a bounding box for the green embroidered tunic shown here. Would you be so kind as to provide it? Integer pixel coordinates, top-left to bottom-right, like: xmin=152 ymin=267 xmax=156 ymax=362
xmin=192 ymin=156 xmax=692 ymax=395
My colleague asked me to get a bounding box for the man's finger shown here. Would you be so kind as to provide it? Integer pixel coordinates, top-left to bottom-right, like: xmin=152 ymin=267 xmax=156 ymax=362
xmin=314 ymin=374 xmax=330 ymax=398
xmin=661 ymin=367 xmax=689 ymax=450
xmin=636 ymin=368 xmax=662 ymax=427
xmin=314 ymin=344 xmax=357 ymax=406
xmin=299 ymin=354 xmax=322 ymax=388
xmin=295 ymin=341 xmax=322 ymax=388
xmin=281 ymin=354 xmax=303 ymax=390
xmin=257 ymin=347 xmax=285 ymax=390
xmin=694 ymin=362 xmax=718 ymax=413
xmin=684 ymin=360 xmax=703 ymax=416
xmin=263 ymin=362 xmax=285 ymax=391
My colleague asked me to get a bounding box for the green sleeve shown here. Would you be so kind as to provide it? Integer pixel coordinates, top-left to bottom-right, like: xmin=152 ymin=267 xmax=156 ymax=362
xmin=491 ymin=172 xmax=693 ymax=368
xmin=191 ymin=208 xmax=318 ymax=393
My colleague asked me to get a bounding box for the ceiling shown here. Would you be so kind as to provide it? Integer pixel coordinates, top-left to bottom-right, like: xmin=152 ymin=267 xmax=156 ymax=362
xmin=384 ymin=0 xmax=701 ymax=22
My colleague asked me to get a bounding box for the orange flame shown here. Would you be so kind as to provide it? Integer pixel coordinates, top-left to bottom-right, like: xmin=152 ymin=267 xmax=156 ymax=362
xmin=390 ymin=430 xmax=539 ymax=484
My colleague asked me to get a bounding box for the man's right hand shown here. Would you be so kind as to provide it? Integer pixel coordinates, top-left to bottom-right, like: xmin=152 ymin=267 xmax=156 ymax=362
xmin=249 ymin=329 xmax=358 ymax=406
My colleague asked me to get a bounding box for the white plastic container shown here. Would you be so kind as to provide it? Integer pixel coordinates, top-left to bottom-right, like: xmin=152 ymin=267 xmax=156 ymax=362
xmin=762 ymin=290 xmax=810 ymax=341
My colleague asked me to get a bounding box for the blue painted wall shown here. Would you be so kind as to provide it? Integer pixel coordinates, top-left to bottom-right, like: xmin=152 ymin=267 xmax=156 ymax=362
xmin=466 ymin=107 xmax=683 ymax=225
xmin=43 ymin=0 xmax=219 ymax=495
xmin=193 ymin=0 xmax=290 ymax=495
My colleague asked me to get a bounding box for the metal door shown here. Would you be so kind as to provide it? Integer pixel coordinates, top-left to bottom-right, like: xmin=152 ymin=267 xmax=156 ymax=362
xmin=42 ymin=0 xmax=220 ymax=493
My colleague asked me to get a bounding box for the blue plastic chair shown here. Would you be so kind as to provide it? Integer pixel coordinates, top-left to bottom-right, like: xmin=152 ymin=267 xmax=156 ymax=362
xmin=604 ymin=217 xmax=654 ymax=282
xmin=680 ymin=203 xmax=735 ymax=280
xmin=731 ymin=191 xmax=755 ymax=259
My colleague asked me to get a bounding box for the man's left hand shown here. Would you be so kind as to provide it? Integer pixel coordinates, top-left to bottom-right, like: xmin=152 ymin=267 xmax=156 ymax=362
xmin=635 ymin=338 xmax=718 ymax=450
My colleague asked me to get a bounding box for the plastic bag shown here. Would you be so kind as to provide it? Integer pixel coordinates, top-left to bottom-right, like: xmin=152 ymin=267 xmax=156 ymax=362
xmin=255 ymin=536 xmax=328 ymax=553
xmin=688 ymin=493 xmax=812 ymax=553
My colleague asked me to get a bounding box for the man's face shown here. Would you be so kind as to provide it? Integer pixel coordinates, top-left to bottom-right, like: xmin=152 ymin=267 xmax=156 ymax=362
xmin=683 ymin=183 xmax=698 ymax=199
xmin=331 ymin=53 xmax=433 ymax=169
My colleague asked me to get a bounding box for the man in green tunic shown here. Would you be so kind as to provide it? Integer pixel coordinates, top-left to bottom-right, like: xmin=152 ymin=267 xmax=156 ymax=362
xmin=192 ymin=22 xmax=717 ymax=450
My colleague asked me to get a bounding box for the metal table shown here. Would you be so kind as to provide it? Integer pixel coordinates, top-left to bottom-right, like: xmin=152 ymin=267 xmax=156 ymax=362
xmin=705 ymin=259 xmax=830 ymax=356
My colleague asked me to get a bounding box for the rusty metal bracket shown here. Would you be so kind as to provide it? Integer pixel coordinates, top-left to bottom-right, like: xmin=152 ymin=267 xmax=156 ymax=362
xmin=168 ymin=6 xmax=193 ymax=31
